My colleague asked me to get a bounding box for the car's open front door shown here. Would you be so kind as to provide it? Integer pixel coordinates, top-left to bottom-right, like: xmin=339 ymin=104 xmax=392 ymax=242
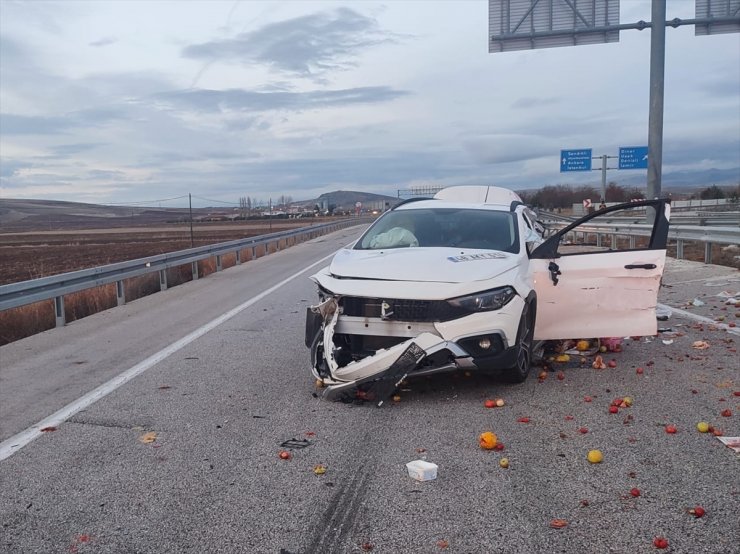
xmin=529 ymin=200 xmax=670 ymax=340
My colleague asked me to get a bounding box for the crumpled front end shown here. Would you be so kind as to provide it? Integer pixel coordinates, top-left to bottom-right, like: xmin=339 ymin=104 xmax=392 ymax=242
xmin=306 ymin=296 xmax=473 ymax=403
xmin=306 ymin=284 xmax=524 ymax=404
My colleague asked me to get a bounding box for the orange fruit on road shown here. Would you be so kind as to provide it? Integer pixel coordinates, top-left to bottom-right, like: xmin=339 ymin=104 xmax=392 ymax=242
xmin=479 ymin=431 xmax=497 ymax=450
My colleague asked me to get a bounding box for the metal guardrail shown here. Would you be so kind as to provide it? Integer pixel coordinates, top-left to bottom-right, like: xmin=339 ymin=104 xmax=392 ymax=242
xmin=0 ymin=218 xmax=372 ymax=327
xmin=551 ymin=221 xmax=740 ymax=264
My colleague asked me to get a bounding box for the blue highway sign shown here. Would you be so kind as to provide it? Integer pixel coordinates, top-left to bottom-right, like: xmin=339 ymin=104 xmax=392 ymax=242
xmin=619 ymin=146 xmax=648 ymax=169
xmin=560 ymin=149 xmax=592 ymax=172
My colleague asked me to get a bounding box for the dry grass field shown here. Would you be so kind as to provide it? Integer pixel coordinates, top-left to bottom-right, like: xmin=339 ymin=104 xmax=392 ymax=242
xmin=0 ymin=220 xmax=328 ymax=285
xmin=0 ymin=218 xmax=335 ymax=344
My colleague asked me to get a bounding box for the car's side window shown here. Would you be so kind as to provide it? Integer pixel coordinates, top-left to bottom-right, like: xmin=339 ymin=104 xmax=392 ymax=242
xmin=557 ymin=204 xmax=659 ymax=256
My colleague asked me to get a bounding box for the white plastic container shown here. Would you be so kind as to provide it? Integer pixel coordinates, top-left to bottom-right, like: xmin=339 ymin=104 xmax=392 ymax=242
xmin=406 ymin=460 xmax=438 ymax=481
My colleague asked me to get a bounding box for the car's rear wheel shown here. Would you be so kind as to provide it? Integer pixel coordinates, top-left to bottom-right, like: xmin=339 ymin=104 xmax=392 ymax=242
xmin=503 ymin=301 xmax=535 ymax=383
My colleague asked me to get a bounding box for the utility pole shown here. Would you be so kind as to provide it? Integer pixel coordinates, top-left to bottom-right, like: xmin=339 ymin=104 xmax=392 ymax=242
xmin=189 ymin=193 xmax=194 ymax=248
xmin=647 ymin=0 xmax=666 ymax=201
xmin=269 ymin=197 xmax=272 ymax=231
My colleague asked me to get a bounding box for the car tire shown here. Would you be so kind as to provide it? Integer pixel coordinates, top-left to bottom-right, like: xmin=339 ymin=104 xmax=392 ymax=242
xmin=502 ymin=301 xmax=536 ymax=383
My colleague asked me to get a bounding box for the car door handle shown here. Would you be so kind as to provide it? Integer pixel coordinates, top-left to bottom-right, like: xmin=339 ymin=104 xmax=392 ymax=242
xmin=624 ymin=264 xmax=657 ymax=270
xmin=548 ymin=262 xmax=561 ymax=285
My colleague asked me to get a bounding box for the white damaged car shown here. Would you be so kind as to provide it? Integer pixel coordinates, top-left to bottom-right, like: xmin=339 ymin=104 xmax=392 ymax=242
xmin=305 ymin=186 xmax=670 ymax=403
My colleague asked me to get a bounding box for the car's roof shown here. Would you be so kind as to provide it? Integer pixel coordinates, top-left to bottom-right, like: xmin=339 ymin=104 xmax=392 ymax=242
xmin=394 ymin=185 xmax=522 ymax=212
xmin=394 ymin=199 xmax=514 ymax=212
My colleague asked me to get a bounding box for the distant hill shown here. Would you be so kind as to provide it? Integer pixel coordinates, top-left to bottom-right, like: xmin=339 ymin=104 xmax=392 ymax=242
xmin=307 ymin=190 xmax=399 ymax=211
xmin=0 ymin=198 xmax=193 ymax=231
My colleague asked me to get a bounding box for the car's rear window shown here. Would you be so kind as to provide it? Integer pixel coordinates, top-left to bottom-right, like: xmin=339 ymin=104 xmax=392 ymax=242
xmin=356 ymin=208 xmax=519 ymax=253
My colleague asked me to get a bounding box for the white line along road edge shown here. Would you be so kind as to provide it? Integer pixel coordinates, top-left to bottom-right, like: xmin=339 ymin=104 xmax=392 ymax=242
xmin=0 ymin=249 xmax=338 ymax=462
xmin=657 ymin=303 xmax=740 ymax=337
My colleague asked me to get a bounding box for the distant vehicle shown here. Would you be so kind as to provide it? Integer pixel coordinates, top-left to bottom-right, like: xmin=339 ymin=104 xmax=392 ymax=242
xmin=305 ymin=186 xmax=671 ymax=402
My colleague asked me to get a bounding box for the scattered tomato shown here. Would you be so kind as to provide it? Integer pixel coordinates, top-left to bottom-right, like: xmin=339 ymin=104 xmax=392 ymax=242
xmin=609 ymin=406 xmax=619 ymax=414
xmin=690 ymin=506 xmax=706 ymax=518
xmin=564 ymin=415 xmax=574 ymax=421
xmin=495 ymin=398 xmax=505 ymax=407
xmin=484 ymin=399 xmax=496 ymax=409
xmin=636 ymin=367 xmax=644 ymax=374
xmin=278 ymin=451 xmax=291 ymax=460
xmin=630 ymin=488 xmax=641 ymax=497
xmin=584 ymin=396 xmax=593 ymax=402
xmin=608 ymin=360 xmax=617 ymax=368
xmin=653 ymin=537 xmax=668 ymax=549
xmin=556 ymin=371 xmax=565 ymax=380
xmin=517 ymin=417 xmax=530 ymax=423
xmin=665 ymin=424 xmax=678 ymax=434
xmin=436 ymin=539 xmax=449 ymax=549
xmin=721 ymin=409 xmax=732 ymax=417
xmin=493 ymin=443 xmax=505 ymax=451
xmin=579 ymin=427 xmax=588 ymax=434
xmin=538 ymin=371 xmax=548 ymax=380
xmin=549 ymin=519 xmax=568 ymax=529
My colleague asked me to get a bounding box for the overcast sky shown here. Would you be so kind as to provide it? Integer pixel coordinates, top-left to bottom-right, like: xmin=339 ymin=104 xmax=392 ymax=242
xmin=1 ymin=0 xmax=738 ymax=207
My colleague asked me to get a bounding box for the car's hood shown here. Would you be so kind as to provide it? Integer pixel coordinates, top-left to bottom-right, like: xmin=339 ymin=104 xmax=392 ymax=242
xmin=328 ymin=247 xmax=520 ymax=283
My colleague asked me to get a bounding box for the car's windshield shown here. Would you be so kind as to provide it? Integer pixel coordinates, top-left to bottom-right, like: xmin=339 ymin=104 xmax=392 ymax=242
xmin=356 ymin=208 xmax=519 ymax=253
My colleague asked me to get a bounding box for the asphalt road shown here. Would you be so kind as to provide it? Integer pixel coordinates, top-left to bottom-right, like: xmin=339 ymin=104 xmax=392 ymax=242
xmin=0 ymin=229 xmax=738 ymax=554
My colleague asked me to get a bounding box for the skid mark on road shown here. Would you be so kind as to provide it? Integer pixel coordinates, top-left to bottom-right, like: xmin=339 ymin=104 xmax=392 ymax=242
xmin=0 ymin=250 xmax=337 ymax=462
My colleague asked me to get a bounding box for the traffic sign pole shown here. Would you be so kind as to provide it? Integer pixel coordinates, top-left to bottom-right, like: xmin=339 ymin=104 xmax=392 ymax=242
xmin=647 ymin=0 xmax=666 ymax=204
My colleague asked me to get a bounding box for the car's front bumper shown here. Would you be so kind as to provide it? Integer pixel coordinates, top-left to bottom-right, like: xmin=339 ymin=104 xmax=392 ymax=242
xmin=307 ymin=295 xmax=524 ymax=402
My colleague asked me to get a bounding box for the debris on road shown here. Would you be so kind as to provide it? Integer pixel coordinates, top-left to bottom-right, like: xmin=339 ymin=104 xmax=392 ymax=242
xmin=499 ymin=458 xmax=509 ymax=469
xmin=716 ymin=436 xmax=740 ymax=453
xmin=138 ymin=432 xmax=157 ymax=444
xmin=313 ymin=464 xmax=327 ymax=475
xmin=40 ymin=426 xmax=57 ymax=432
xmin=692 ymin=340 xmax=710 ymax=350
xmin=406 ymin=460 xmax=438 ymax=481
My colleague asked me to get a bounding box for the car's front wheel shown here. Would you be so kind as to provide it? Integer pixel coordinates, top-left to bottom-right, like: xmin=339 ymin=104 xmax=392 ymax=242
xmin=503 ymin=301 xmax=536 ymax=383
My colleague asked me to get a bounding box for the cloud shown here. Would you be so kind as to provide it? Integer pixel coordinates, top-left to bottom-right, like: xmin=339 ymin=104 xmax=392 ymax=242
xmin=182 ymin=8 xmax=400 ymax=79
xmin=463 ymin=134 xmax=557 ymax=164
xmin=0 ymin=114 xmax=76 ymax=135
xmin=50 ymin=143 xmax=103 ymax=157
xmin=151 ymin=86 xmax=409 ymax=113
xmin=511 ymin=97 xmax=560 ymax=109
xmin=89 ymin=37 xmax=117 ymax=47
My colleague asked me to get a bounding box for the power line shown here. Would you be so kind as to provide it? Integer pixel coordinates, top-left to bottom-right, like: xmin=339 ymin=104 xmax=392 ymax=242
xmin=191 ymin=195 xmax=239 ymax=206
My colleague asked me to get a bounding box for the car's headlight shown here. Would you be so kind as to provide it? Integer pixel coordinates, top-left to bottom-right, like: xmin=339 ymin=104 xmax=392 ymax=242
xmin=447 ymin=286 xmax=516 ymax=312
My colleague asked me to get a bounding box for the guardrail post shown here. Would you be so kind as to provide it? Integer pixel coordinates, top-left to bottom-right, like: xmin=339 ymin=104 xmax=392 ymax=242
xmin=159 ymin=269 xmax=168 ymax=291
xmin=235 ymin=250 xmax=241 ymax=265
xmin=611 ymin=234 xmax=617 ymax=250
xmin=676 ymin=239 xmax=684 ymax=259
xmin=192 ymin=261 xmax=199 ymax=280
xmin=629 ymin=236 xmax=636 ymax=249
xmin=596 ymin=234 xmax=602 ymax=248
xmin=216 ymin=255 xmax=222 ymax=272
xmin=116 ymin=280 xmax=126 ymax=306
xmin=705 ymin=242 xmax=713 ymax=264
xmin=55 ymin=296 xmax=65 ymax=327
xmin=252 ymin=246 xmax=257 ymax=260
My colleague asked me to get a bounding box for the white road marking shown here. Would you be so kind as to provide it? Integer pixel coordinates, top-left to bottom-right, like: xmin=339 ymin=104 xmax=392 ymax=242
xmin=657 ymin=303 xmax=740 ymax=337
xmin=0 ymin=250 xmax=338 ymax=462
